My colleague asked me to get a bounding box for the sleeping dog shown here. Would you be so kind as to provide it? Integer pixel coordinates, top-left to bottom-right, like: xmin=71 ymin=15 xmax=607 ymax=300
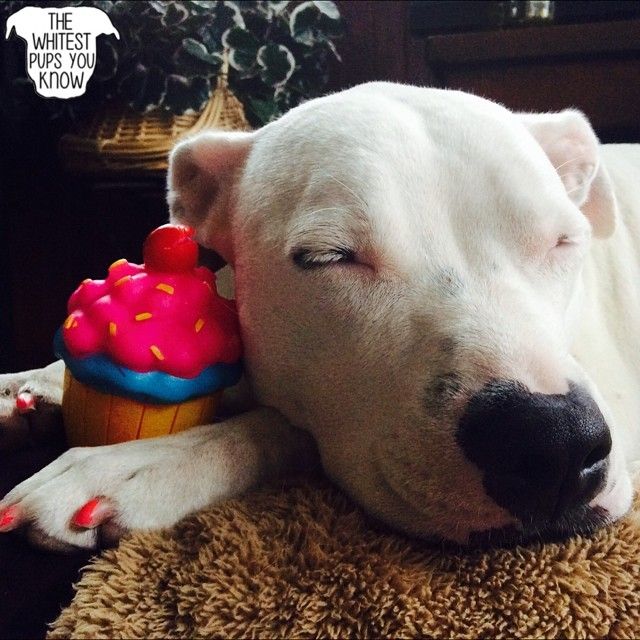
xmin=1 ymin=83 xmax=638 ymax=550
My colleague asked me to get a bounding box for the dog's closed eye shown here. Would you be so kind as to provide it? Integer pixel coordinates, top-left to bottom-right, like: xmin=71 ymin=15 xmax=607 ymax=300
xmin=292 ymin=247 xmax=356 ymax=269
xmin=549 ymin=232 xmax=585 ymax=256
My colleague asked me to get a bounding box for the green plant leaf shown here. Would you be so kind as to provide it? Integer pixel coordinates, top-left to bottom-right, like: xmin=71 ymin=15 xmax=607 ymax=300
xmin=113 ymin=0 xmax=150 ymax=17
xmin=290 ymin=0 xmax=343 ymax=50
xmin=247 ymin=96 xmax=280 ymax=124
xmin=289 ymin=2 xmax=317 ymax=45
xmin=91 ymin=0 xmax=115 ymax=12
xmin=4 ymin=0 xmax=344 ymax=118
xmin=222 ymin=25 xmax=260 ymax=53
xmin=165 ymin=74 xmax=211 ymax=115
xmin=313 ymin=0 xmax=340 ymax=19
xmin=271 ymin=1 xmax=290 ymax=14
xmin=223 ymin=26 xmax=259 ymax=73
xmin=148 ymin=1 xmax=167 ymax=14
xmin=323 ymin=37 xmax=341 ymax=62
xmin=118 ymin=63 xmax=167 ymax=113
xmin=162 ymin=2 xmax=189 ymax=26
xmin=257 ymin=43 xmax=295 ymax=88
xmin=182 ymin=37 xmax=221 ymax=66
xmin=174 ymin=43 xmax=220 ymax=78
xmin=318 ymin=9 xmax=345 ymax=39
xmin=217 ymin=1 xmax=246 ymax=29
xmin=250 ymin=1 xmax=290 ymax=18
xmin=93 ymin=37 xmax=118 ymax=81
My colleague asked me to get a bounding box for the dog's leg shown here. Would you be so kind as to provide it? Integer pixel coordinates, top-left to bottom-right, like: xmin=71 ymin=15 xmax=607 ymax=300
xmin=0 ymin=407 xmax=318 ymax=551
xmin=0 ymin=360 xmax=65 ymax=450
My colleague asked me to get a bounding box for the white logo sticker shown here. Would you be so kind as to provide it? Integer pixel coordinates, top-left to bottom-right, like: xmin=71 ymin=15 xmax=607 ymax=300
xmin=5 ymin=6 xmax=119 ymax=99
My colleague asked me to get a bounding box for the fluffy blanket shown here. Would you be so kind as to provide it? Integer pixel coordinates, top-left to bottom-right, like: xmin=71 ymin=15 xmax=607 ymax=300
xmin=48 ymin=475 xmax=639 ymax=639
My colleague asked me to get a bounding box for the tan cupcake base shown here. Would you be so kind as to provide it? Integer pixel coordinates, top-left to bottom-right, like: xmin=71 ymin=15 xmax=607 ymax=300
xmin=62 ymin=368 xmax=221 ymax=447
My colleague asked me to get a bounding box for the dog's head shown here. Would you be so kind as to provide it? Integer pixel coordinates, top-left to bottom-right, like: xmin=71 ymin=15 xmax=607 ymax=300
xmin=167 ymin=83 xmax=632 ymax=546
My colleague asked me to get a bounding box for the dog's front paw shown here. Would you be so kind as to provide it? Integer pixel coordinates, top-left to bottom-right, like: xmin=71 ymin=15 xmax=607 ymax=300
xmin=0 ymin=408 xmax=305 ymax=552
xmin=0 ymin=372 xmax=31 ymax=450
xmin=0 ymin=437 xmax=194 ymax=551
xmin=0 ymin=362 xmax=65 ymax=451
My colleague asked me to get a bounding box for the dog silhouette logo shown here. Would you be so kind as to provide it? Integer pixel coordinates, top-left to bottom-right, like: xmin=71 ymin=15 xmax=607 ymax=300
xmin=5 ymin=6 xmax=119 ymax=99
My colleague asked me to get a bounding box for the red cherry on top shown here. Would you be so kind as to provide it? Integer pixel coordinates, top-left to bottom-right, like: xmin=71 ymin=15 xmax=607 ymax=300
xmin=143 ymin=224 xmax=198 ymax=272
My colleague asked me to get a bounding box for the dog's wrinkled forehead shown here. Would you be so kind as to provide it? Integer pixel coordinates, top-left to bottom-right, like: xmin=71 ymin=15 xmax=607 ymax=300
xmin=242 ymin=86 xmax=578 ymax=266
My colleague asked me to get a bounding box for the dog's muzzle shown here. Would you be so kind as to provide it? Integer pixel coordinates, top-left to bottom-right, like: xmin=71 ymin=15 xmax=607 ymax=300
xmin=456 ymin=381 xmax=611 ymax=523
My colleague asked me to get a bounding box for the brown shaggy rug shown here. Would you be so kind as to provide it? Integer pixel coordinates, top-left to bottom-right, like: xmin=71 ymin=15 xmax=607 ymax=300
xmin=48 ymin=475 xmax=640 ymax=639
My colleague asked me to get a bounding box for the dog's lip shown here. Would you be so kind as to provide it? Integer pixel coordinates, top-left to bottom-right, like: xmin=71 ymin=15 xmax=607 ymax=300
xmin=590 ymin=476 xmax=618 ymax=509
xmin=589 ymin=471 xmax=633 ymax=520
xmin=374 ymin=458 xmax=613 ymax=549
xmin=466 ymin=506 xmax=611 ymax=549
xmin=374 ymin=463 xmax=428 ymax=518
xmin=374 ymin=461 xmax=513 ymax=546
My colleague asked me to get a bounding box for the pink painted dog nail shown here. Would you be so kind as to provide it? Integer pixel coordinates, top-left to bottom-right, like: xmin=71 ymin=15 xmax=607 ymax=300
xmin=72 ymin=498 xmax=114 ymax=529
xmin=0 ymin=505 xmax=20 ymax=531
xmin=16 ymin=392 xmax=35 ymax=413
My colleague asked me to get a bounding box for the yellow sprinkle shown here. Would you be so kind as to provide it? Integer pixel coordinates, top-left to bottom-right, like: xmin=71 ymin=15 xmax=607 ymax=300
xmin=109 ymin=322 xmax=117 ymax=337
xmin=114 ymin=276 xmax=131 ymax=287
xmin=81 ymin=278 xmax=91 ymax=285
xmin=150 ymin=345 xmax=164 ymax=361
xmin=156 ymin=283 xmax=174 ymax=295
xmin=64 ymin=315 xmax=75 ymax=329
xmin=109 ymin=258 xmax=127 ymax=270
xmin=135 ymin=312 xmax=153 ymax=321
xmin=195 ymin=318 xmax=205 ymax=333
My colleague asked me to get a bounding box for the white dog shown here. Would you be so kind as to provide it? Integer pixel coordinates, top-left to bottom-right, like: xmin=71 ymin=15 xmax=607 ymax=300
xmin=1 ymin=83 xmax=638 ymax=551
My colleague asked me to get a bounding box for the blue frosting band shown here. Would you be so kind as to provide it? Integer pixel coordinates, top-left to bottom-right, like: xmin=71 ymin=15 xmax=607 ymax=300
xmin=54 ymin=329 xmax=242 ymax=404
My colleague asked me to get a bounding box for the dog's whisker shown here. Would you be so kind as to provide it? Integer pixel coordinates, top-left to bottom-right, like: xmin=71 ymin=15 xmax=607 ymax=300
xmin=564 ymin=183 xmax=585 ymax=196
xmin=553 ymin=155 xmax=587 ymax=171
xmin=304 ymin=206 xmax=344 ymax=217
xmin=329 ymin=175 xmax=369 ymax=211
xmin=558 ymin=172 xmax=575 ymax=181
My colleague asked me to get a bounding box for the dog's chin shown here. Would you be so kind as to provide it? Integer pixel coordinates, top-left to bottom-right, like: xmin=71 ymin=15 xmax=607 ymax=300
xmin=464 ymin=505 xmax=611 ymax=550
xmin=463 ymin=475 xmax=635 ymax=549
xmin=373 ymin=467 xmax=621 ymax=550
xmin=392 ymin=505 xmax=613 ymax=552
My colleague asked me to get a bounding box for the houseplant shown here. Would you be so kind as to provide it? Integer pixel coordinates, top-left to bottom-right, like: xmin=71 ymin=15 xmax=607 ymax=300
xmin=2 ymin=1 xmax=344 ymax=170
xmin=2 ymin=0 xmax=345 ymax=126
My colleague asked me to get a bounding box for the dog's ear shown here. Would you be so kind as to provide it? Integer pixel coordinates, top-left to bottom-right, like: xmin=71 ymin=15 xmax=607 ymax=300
xmin=519 ymin=110 xmax=618 ymax=239
xmin=167 ymin=130 xmax=254 ymax=261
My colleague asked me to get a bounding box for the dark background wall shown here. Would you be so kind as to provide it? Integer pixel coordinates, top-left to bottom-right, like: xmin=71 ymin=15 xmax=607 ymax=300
xmin=329 ymin=1 xmax=434 ymax=89
xmin=2 ymin=0 xmax=639 ymax=372
xmin=330 ymin=1 xmax=640 ymax=142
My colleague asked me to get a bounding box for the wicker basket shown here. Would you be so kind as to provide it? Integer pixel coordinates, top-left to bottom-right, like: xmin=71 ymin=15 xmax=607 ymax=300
xmin=60 ymin=68 xmax=250 ymax=173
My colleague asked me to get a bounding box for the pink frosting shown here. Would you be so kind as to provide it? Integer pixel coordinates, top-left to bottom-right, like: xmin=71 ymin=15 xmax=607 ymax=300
xmin=62 ymin=259 xmax=241 ymax=379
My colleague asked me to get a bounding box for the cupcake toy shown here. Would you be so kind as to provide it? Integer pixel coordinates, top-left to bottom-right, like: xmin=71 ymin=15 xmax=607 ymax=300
xmin=55 ymin=224 xmax=242 ymax=447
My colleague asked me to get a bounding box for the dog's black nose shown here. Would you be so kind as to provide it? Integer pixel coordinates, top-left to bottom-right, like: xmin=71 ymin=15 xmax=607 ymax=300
xmin=456 ymin=381 xmax=611 ymax=521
